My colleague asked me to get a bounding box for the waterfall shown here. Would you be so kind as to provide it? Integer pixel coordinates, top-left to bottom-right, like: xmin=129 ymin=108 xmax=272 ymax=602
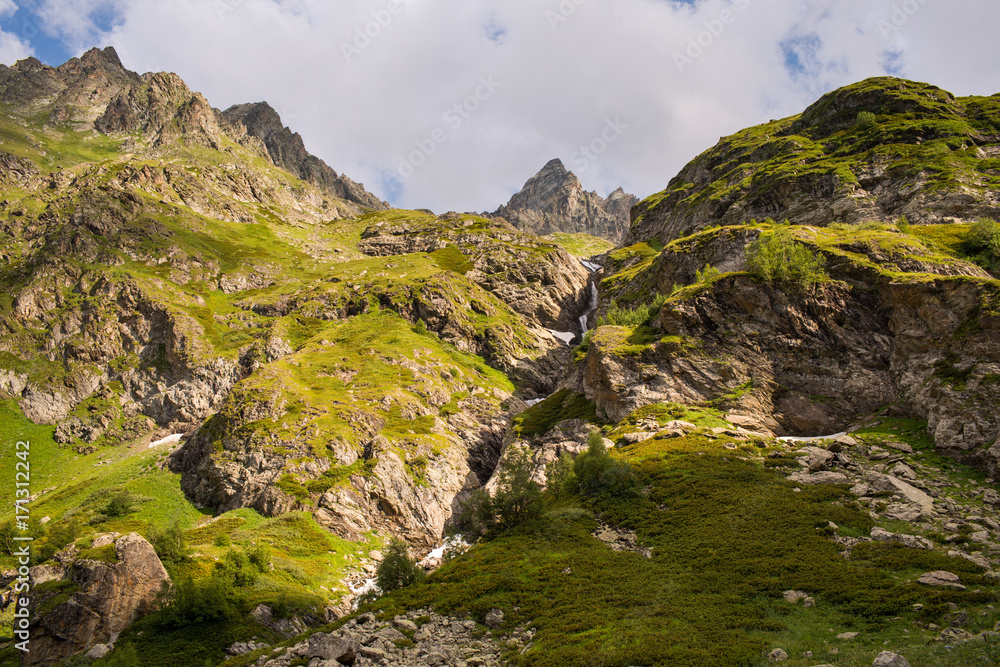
xmin=579 ymin=281 xmax=599 ymax=335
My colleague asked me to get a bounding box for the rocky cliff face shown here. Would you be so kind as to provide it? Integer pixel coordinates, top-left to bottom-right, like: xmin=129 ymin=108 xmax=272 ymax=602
xmin=628 ymin=78 xmax=1000 ymax=246
xmin=357 ymin=211 xmax=590 ymax=333
xmin=25 ymin=533 xmax=170 ymax=666
xmin=567 ymin=219 xmax=1000 ymax=475
xmin=494 ymin=158 xmax=637 ymax=243
xmin=0 ymin=47 xmax=139 ymax=127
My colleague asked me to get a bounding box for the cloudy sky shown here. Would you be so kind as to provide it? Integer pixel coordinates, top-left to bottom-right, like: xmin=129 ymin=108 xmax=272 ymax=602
xmin=1 ymin=0 xmax=999 ymax=212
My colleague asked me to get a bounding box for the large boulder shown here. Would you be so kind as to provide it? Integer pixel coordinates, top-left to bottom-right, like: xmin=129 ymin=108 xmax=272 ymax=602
xmin=25 ymin=533 xmax=170 ymax=666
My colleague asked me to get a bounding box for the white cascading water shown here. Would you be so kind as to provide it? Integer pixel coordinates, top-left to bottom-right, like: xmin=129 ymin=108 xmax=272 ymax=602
xmin=579 ymin=281 xmax=599 ymax=335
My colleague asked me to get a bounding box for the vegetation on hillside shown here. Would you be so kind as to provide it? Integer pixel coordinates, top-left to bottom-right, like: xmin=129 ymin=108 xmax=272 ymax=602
xmin=354 ymin=411 xmax=1000 ymax=667
xmin=746 ymin=223 xmax=828 ymax=288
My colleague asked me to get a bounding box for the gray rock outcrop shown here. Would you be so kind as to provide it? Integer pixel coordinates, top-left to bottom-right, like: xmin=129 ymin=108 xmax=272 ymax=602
xmin=25 ymin=533 xmax=170 ymax=666
xmin=250 ymin=609 xmax=514 ymax=667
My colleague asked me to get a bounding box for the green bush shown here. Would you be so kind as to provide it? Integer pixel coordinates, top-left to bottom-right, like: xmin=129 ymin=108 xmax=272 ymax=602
xmin=966 ymin=217 xmax=1000 ymax=271
xmin=595 ymin=293 xmax=669 ymax=328
xmin=545 ymin=451 xmax=577 ymax=498
xmin=104 ymin=490 xmax=139 ymax=518
xmin=149 ymin=520 xmax=189 ymax=565
xmin=855 ymin=110 xmax=877 ymax=130
xmin=573 ymin=431 xmax=639 ymax=498
xmin=695 ymin=263 xmax=721 ymax=283
xmin=157 ymin=576 xmax=234 ymax=628
xmin=89 ymin=489 xmax=146 ymax=524
xmin=214 ymin=547 xmax=268 ymax=588
xmin=31 ymin=518 xmax=81 ymax=564
xmin=746 ymin=224 xmax=827 ymax=288
xmin=376 ymin=538 xmax=425 ymax=594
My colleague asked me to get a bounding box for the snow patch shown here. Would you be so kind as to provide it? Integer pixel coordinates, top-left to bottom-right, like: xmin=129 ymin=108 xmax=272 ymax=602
xmin=548 ymin=329 xmax=576 ymax=345
xmin=580 ymin=260 xmax=601 ymax=272
xmin=150 ymin=434 xmax=184 ymax=448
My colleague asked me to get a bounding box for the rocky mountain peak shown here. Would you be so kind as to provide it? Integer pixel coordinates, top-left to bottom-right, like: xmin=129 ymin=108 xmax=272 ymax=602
xmin=224 ymin=101 xmax=284 ymax=139
xmin=8 ymin=56 xmax=47 ymax=73
xmin=493 ymin=158 xmax=637 ymax=243
xmin=223 ymin=101 xmax=387 ymax=210
xmin=59 ymin=46 xmax=128 ymax=76
xmin=0 ymin=48 xmax=384 ymax=210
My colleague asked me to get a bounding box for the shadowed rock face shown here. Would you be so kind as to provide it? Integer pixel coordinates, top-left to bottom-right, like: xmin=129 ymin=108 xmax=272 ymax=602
xmin=26 ymin=533 xmax=170 ymax=666
xmin=494 ymin=158 xmax=637 ymax=243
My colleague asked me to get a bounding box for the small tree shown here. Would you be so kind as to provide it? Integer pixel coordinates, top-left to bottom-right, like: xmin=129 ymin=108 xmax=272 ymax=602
xmin=573 ymin=431 xmax=638 ymax=498
xmin=491 ymin=446 xmax=544 ymax=531
xmin=376 ymin=539 xmax=425 ymax=593
xmin=695 ymin=263 xmax=721 ymax=284
xmin=455 ymin=446 xmax=545 ymax=538
xmin=545 ymin=451 xmax=577 ymax=498
xmin=746 ymin=224 xmax=827 ymax=288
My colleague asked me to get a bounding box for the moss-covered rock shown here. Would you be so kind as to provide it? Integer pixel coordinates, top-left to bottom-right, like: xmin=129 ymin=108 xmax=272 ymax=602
xmin=629 ymin=77 xmax=1000 ymax=246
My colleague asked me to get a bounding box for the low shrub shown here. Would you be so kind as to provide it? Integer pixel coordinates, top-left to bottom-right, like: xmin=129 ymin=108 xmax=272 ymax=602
xmin=746 ymin=223 xmax=827 ymax=288
xmin=965 ymin=217 xmax=1000 ymax=272
xmin=855 ymin=110 xmax=877 ymax=130
xmin=595 ymin=293 xmax=669 ymax=328
xmin=149 ymin=520 xmax=189 ymax=565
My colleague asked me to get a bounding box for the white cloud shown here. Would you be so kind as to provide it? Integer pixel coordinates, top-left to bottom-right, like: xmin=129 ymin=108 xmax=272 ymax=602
xmin=0 ymin=0 xmax=34 ymax=64
xmin=0 ymin=30 xmax=32 ymax=64
xmin=16 ymin=0 xmax=1000 ymax=212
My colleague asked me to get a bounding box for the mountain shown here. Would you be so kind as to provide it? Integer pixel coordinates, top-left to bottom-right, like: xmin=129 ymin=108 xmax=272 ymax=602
xmin=2 ymin=60 xmax=1000 ymax=667
xmin=0 ymin=46 xmax=385 ymax=209
xmin=493 ymin=158 xmax=638 ymax=243
xmin=0 ymin=47 xmax=591 ymax=663
xmin=629 ymin=77 xmax=1000 ymax=245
